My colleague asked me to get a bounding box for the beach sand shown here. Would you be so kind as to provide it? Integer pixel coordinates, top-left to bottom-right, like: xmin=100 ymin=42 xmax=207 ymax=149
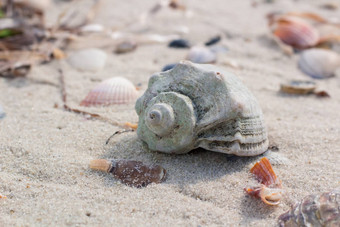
xmin=0 ymin=0 xmax=339 ymax=226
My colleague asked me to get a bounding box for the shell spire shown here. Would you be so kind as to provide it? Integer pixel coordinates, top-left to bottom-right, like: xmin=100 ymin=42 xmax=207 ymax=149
xmin=90 ymin=159 xmax=166 ymax=188
xmin=245 ymin=157 xmax=283 ymax=205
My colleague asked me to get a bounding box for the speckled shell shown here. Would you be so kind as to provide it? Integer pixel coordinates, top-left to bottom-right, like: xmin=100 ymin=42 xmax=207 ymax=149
xmin=135 ymin=61 xmax=268 ymax=156
xmin=278 ymin=189 xmax=340 ymax=227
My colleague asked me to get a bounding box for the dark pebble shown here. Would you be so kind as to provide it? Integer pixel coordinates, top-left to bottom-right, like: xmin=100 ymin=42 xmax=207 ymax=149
xmin=162 ymin=63 xmax=177 ymax=72
xmin=205 ymin=36 xmax=221 ymax=46
xmin=168 ymin=39 xmax=191 ymax=48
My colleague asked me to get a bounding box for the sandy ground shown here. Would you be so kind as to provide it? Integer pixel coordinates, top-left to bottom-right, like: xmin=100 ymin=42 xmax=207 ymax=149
xmin=1 ymin=0 xmax=340 ymax=226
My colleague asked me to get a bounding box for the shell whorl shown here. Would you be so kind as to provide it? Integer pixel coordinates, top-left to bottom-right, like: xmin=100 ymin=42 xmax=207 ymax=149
xmin=145 ymin=103 xmax=175 ymax=136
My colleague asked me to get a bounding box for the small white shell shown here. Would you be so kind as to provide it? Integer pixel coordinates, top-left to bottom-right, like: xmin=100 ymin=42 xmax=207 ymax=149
xmin=68 ymin=48 xmax=107 ymax=72
xmin=186 ymin=46 xmax=217 ymax=64
xmin=80 ymin=77 xmax=138 ymax=106
xmin=298 ymin=48 xmax=340 ymax=79
xmin=80 ymin=24 xmax=105 ymax=33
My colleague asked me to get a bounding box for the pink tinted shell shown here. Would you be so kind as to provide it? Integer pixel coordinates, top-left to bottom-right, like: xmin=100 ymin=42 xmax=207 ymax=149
xmin=80 ymin=77 xmax=138 ymax=106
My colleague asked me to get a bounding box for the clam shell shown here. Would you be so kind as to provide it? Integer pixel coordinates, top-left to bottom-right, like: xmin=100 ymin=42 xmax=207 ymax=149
xmin=186 ymin=46 xmax=217 ymax=64
xmin=68 ymin=48 xmax=107 ymax=72
xmin=298 ymin=48 xmax=340 ymax=79
xmin=0 ymin=104 xmax=5 ymax=119
xmin=278 ymin=189 xmax=340 ymax=226
xmin=273 ymin=16 xmax=319 ymax=49
xmin=280 ymin=80 xmax=316 ymax=94
xmin=80 ymin=77 xmax=138 ymax=106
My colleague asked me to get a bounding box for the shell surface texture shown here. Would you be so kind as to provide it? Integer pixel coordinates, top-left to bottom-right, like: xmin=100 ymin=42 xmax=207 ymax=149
xmin=278 ymin=189 xmax=340 ymax=227
xmin=298 ymin=48 xmax=340 ymax=79
xmin=135 ymin=61 xmax=268 ymax=156
xmin=80 ymin=77 xmax=138 ymax=106
xmin=90 ymin=159 xmax=166 ymax=188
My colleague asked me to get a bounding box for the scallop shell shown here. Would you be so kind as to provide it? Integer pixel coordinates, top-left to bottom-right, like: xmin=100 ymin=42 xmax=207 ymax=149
xmin=280 ymin=80 xmax=316 ymax=94
xmin=298 ymin=48 xmax=340 ymax=79
xmin=135 ymin=61 xmax=268 ymax=155
xmin=245 ymin=157 xmax=283 ymax=205
xmin=186 ymin=46 xmax=217 ymax=64
xmin=90 ymin=159 xmax=166 ymax=187
xmin=80 ymin=77 xmax=138 ymax=106
xmin=68 ymin=48 xmax=107 ymax=72
xmin=272 ymin=16 xmax=320 ymax=49
xmin=278 ymin=189 xmax=340 ymax=226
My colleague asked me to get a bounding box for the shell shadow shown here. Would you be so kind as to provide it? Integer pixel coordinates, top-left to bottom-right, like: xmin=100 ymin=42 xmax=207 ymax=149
xmin=96 ymin=132 xmax=259 ymax=187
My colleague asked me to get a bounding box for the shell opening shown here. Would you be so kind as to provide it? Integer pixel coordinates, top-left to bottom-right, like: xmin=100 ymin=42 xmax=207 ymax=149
xmin=145 ymin=103 xmax=175 ymax=136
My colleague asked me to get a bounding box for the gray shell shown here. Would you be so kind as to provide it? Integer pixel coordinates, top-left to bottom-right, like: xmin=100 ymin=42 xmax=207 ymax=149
xmin=135 ymin=61 xmax=268 ymax=156
xmin=278 ymin=189 xmax=340 ymax=227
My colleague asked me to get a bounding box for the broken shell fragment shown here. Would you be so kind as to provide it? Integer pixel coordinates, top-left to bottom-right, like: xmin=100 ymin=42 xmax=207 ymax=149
xmin=280 ymin=80 xmax=316 ymax=94
xmin=68 ymin=48 xmax=107 ymax=72
xmin=136 ymin=61 xmax=268 ymax=156
xmin=186 ymin=46 xmax=217 ymax=64
xmin=271 ymin=16 xmax=320 ymax=49
xmin=245 ymin=157 xmax=283 ymax=205
xmin=298 ymin=48 xmax=340 ymax=79
xmin=80 ymin=77 xmax=139 ymax=106
xmin=80 ymin=24 xmax=104 ymax=33
xmin=90 ymin=159 xmax=166 ymax=187
xmin=115 ymin=40 xmax=137 ymax=54
xmin=278 ymin=189 xmax=340 ymax=226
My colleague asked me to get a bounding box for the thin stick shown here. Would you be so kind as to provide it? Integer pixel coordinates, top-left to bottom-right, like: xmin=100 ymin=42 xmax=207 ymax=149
xmin=105 ymin=129 xmax=134 ymax=145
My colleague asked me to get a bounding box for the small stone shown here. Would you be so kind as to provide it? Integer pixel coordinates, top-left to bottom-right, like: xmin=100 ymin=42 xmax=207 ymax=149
xmin=68 ymin=48 xmax=107 ymax=72
xmin=115 ymin=40 xmax=137 ymax=54
xmin=205 ymin=35 xmax=221 ymax=46
xmin=168 ymin=39 xmax=191 ymax=48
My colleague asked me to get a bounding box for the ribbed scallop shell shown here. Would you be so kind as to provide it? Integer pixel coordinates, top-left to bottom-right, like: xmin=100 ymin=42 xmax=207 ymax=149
xmin=298 ymin=48 xmax=340 ymax=79
xmin=80 ymin=77 xmax=138 ymax=106
xmin=272 ymin=16 xmax=319 ymax=49
xmin=278 ymin=189 xmax=340 ymax=226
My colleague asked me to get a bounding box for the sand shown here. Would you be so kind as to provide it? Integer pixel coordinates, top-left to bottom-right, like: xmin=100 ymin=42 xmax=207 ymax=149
xmin=0 ymin=0 xmax=339 ymax=226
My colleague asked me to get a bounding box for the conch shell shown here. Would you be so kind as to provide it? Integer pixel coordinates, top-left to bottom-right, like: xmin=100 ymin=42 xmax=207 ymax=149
xmin=135 ymin=61 xmax=268 ymax=156
xmin=90 ymin=159 xmax=166 ymax=188
xmin=245 ymin=157 xmax=283 ymax=205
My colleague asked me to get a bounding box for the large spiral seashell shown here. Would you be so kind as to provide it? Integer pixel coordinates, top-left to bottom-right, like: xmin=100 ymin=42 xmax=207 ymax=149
xmin=278 ymin=189 xmax=340 ymax=226
xmin=135 ymin=61 xmax=268 ymax=156
xmin=298 ymin=48 xmax=340 ymax=79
